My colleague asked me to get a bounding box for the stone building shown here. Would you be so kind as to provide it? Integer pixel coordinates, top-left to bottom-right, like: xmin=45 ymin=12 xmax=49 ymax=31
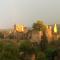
xmin=13 ymin=24 xmax=28 ymax=40
xmin=30 ymin=30 xmax=43 ymax=43
xmin=46 ymin=25 xmax=53 ymax=42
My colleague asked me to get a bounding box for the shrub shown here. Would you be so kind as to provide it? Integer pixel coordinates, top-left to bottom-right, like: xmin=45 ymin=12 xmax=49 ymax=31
xmin=0 ymin=42 xmax=20 ymax=60
xmin=36 ymin=52 xmax=46 ymax=60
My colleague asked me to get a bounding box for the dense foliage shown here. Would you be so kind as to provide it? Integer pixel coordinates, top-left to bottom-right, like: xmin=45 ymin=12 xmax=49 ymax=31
xmin=0 ymin=39 xmax=59 ymax=60
xmin=32 ymin=20 xmax=46 ymax=31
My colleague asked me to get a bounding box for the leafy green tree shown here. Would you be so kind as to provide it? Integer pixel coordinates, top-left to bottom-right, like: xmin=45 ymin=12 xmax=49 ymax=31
xmin=46 ymin=48 xmax=56 ymax=60
xmin=19 ymin=40 xmax=32 ymax=52
xmin=19 ymin=40 xmax=35 ymax=60
xmin=32 ymin=20 xmax=46 ymax=31
xmin=50 ymin=48 xmax=60 ymax=60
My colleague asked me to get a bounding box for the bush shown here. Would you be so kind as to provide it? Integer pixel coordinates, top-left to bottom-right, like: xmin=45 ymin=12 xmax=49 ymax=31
xmin=36 ymin=52 xmax=46 ymax=60
xmin=0 ymin=42 xmax=20 ymax=60
xmin=46 ymin=48 xmax=56 ymax=60
xmin=19 ymin=40 xmax=33 ymax=53
xmin=19 ymin=40 xmax=36 ymax=60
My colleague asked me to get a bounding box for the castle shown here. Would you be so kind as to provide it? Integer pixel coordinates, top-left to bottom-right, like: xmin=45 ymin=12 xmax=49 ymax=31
xmin=13 ymin=24 xmax=59 ymax=43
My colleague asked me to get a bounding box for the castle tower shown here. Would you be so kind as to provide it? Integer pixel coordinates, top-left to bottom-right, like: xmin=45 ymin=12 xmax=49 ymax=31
xmin=53 ymin=24 xmax=58 ymax=40
xmin=46 ymin=25 xmax=53 ymax=42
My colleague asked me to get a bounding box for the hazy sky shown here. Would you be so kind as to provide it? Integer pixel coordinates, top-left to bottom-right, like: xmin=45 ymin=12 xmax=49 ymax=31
xmin=0 ymin=0 xmax=60 ymax=28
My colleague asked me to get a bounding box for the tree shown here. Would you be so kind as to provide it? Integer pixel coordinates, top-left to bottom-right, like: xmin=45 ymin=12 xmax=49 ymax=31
xmin=19 ymin=40 xmax=32 ymax=53
xmin=19 ymin=40 xmax=35 ymax=60
xmin=51 ymin=48 xmax=60 ymax=60
xmin=32 ymin=20 xmax=46 ymax=31
xmin=40 ymin=31 xmax=48 ymax=52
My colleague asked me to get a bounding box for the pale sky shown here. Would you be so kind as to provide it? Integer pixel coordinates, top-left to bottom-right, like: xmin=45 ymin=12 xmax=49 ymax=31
xmin=0 ymin=0 xmax=60 ymax=28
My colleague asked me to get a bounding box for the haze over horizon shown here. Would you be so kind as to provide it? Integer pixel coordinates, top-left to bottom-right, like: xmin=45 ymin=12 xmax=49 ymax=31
xmin=0 ymin=0 xmax=60 ymax=28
